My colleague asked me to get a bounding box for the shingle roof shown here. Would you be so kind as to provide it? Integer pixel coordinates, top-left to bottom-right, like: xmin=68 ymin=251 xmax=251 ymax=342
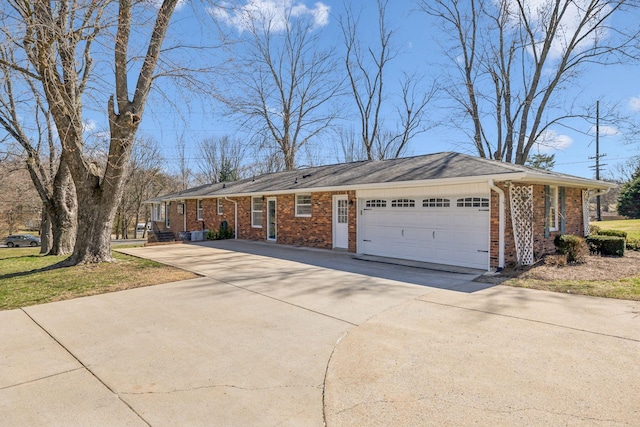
xmin=152 ymin=152 xmax=611 ymax=201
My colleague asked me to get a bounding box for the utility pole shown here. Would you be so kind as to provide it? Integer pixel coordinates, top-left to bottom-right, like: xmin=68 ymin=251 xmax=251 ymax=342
xmin=589 ymin=101 xmax=606 ymax=221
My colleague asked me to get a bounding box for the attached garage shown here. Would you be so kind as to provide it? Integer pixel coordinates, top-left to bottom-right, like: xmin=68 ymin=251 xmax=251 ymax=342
xmin=357 ymin=184 xmax=491 ymax=270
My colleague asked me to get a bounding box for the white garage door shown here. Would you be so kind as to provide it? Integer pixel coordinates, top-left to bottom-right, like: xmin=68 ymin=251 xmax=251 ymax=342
xmin=359 ymin=196 xmax=490 ymax=270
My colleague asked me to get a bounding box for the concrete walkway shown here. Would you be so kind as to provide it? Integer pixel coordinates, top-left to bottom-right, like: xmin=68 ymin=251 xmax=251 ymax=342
xmin=1 ymin=241 xmax=639 ymax=426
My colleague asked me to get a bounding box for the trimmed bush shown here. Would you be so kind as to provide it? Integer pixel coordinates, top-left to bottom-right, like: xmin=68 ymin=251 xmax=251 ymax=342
xmin=594 ymin=229 xmax=628 ymax=239
xmin=553 ymin=234 xmax=588 ymax=264
xmin=586 ymin=235 xmax=625 ymax=257
xmin=627 ymin=237 xmax=640 ymax=252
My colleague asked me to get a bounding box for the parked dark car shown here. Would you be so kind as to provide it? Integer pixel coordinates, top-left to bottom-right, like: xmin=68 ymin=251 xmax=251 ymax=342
xmin=4 ymin=234 xmax=41 ymax=247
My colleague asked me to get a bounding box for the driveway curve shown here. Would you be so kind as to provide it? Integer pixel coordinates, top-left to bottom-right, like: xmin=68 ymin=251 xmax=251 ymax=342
xmin=324 ymin=285 xmax=640 ymax=426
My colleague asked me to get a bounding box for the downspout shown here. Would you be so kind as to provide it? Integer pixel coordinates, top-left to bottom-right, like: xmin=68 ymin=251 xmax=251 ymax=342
xmin=489 ymin=179 xmax=505 ymax=270
xmin=224 ymin=197 xmax=238 ymax=239
xmin=183 ymin=202 xmax=186 ymax=232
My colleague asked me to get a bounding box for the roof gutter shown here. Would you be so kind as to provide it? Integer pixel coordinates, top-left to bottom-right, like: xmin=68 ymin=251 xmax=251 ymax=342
xmin=224 ymin=197 xmax=238 ymax=239
xmin=587 ymin=187 xmax=612 ymax=199
xmin=519 ymin=173 xmax=615 ymax=189
xmin=488 ymin=179 xmax=504 ymax=270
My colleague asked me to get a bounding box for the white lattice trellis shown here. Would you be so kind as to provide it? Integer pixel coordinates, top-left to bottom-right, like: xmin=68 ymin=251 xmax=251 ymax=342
xmin=583 ymin=190 xmax=591 ymax=236
xmin=509 ymin=185 xmax=534 ymax=265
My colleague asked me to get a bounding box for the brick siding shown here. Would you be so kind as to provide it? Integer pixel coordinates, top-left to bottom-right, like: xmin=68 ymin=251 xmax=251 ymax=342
xmin=493 ymin=184 xmax=585 ymax=268
xmin=181 ymin=191 xmax=357 ymax=251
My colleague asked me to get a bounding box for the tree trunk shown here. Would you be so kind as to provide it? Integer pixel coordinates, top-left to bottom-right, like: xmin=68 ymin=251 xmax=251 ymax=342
xmin=64 ymin=125 xmax=135 ymax=265
xmin=40 ymin=207 xmax=52 ymax=254
xmin=66 ymin=185 xmax=118 ymax=264
xmin=47 ymin=159 xmax=77 ymax=255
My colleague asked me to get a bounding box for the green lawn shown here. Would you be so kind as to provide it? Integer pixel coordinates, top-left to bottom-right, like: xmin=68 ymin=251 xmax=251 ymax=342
xmin=0 ymin=248 xmax=198 ymax=310
xmin=505 ymin=277 xmax=640 ymax=301
xmin=592 ymin=218 xmax=640 ymax=240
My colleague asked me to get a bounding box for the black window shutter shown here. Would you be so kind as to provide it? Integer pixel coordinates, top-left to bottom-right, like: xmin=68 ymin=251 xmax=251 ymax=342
xmin=544 ymin=185 xmax=550 ymax=238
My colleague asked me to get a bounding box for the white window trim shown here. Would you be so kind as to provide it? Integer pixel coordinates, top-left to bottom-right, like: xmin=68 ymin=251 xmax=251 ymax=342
xmin=252 ymin=196 xmax=263 ymax=228
xmin=197 ymin=199 xmax=204 ymax=221
xmin=165 ymin=202 xmax=170 ymax=228
xmin=295 ymin=193 xmax=312 ymax=217
xmin=217 ymin=198 xmax=223 ymax=215
xmin=549 ymin=186 xmax=559 ymax=232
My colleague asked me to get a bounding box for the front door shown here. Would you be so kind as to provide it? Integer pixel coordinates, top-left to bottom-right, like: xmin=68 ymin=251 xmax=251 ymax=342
xmin=333 ymin=195 xmax=349 ymax=249
xmin=267 ymin=197 xmax=277 ymax=241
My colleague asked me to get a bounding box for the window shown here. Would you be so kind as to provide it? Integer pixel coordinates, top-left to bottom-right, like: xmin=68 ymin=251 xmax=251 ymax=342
xmin=423 ymin=198 xmax=450 ymax=208
xmin=457 ymin=197 xmax=489 ymax=208
xmin=548 ymin=186 xmax=559 ymax=231
xmin=217 ymin=198 xmax=223 ymax=215
xmin=152 ymin=204 xmax=164 ymax=221
xmin=197 ymin=199 xmax=203 ymax=220
xmin=295 ymin=194 xmax=312 ymax=217
xmin=365 ymin=199 xmax=387 ymax=208
xmin=165 ymin=203 xmax=170 ymax=228
xmin=391 ymin=199 xmax=415 ymax=208
xmin=177 ymin=203 xmax=185 ymax=215
xmin=252 ymin=197 xmax=263 ymax=228
xmin=337 ymin=199 xmax=348 ymax=223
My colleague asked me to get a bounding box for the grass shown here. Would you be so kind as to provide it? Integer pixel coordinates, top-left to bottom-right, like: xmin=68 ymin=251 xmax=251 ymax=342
xmin=592 ymin=218 xmax=640 ymax=240
xmin=504 ymin=276 xmax=640 ymax=301
xmin=0 ymin=247 xmax=198 ymax=310
xmin=485 ymin=214 xmax=640 ymax=301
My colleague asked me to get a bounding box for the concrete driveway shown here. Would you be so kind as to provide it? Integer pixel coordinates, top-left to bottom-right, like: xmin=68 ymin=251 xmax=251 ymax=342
xmin=1 ymin=241 xmax=639 ymax=426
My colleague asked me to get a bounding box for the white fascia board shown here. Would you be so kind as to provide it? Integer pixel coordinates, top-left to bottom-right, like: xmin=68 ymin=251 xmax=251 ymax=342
xmin=515 ymin=173 xmax=616 ymax=189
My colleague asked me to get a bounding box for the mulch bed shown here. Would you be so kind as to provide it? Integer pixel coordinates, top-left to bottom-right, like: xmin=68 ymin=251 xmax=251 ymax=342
xmin=477 ymin=251 xmax=640 ymax=284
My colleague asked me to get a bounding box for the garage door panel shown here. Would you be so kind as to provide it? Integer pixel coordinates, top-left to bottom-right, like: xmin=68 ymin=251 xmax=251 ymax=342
xmin=359 ymin=195 xmax=490 ymax=270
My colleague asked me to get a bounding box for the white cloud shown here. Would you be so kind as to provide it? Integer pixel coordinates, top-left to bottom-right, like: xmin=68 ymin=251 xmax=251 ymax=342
xmin=146 ymin=0 xmax=187 ymax=11
xmin=82 ymin=119 xmax=97 ymax=134
xmin=629 ymin=96 xmax=640 ymax=112
xmin=210 ymin=0 xmax=330 ymax=33
xmin=534 ymin=129 xmax=573 ymax=153
xmin=589 ymin=124 xmax=618 ymax=136
xmin=500 ymin=0 xmax=612 ymax=60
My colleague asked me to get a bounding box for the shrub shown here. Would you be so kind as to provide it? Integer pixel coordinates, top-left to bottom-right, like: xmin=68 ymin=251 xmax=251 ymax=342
xmin=586 ymin=235 xmax=625 ymax=257
xmin=207 ymin=221 xmax=234 ymax=240
xmin=553 ymin=234 xmax=588 ymax=264
xmin=594 ymin=229 xmax=628 ymax=239
xmin=544 ymin=254 xmax=567 ymax=267
xmin=627 ymin=237 xmax=640 ymax=252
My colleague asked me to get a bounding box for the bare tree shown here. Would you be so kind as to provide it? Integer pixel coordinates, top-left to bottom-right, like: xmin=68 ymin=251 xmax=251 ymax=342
xmin=0 ymin=157 xmax=41 ymax=236
xmin=195 ymin=135 xmax=243 ymax=185
xmin=114 ymin=136 xmax=166 ymax=239
xmin=215 ymin=3 xmax=341 ymax=171
xmin=335 ymin=126 xmax=367 ymax=163
xmin=421 ymin=0 xmax=640 ymax=164
xmin=174 ymin=136 xmax=193 ymax=190
xmin=340 ymin=0 xmax=434 ymax=160
xmin=0 ymin=45 xmax=76 ymax=254
xmin=1 ymin=0 xmax=182 ymax=264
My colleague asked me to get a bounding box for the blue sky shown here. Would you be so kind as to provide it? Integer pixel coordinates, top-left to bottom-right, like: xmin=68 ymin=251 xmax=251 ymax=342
xmin=118 ymin=0 xmax=640 ymax=180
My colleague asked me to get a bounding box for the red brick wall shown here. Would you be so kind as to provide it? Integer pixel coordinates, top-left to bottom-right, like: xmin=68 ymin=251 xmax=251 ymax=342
xmin=181 ymin=191 xmax=357 ymax=251
xmin=495 ymin=184 xmax=585 ymax=267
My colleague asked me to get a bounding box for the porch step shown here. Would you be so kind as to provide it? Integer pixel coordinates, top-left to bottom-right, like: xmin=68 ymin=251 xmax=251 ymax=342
xmin=151 ymin=231 xmax=175 ymax=243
